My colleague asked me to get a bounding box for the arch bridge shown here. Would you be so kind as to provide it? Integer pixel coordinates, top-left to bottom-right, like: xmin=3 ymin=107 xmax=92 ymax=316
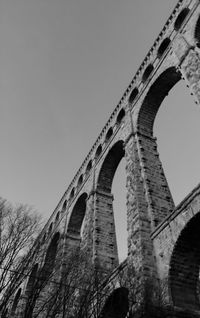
xmin=8 ymin=0 xmax=200 ymax=317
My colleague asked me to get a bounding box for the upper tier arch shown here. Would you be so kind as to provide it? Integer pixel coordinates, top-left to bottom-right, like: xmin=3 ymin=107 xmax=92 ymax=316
xmin=136 ymin=66 xmax=182 ymax=136
xmin=97 ymin=140 xmax=125 ymax=193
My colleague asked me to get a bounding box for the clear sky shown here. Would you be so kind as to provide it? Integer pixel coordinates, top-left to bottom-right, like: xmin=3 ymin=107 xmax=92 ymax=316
xmin=1 ymin=0 xmax=200 ymax=261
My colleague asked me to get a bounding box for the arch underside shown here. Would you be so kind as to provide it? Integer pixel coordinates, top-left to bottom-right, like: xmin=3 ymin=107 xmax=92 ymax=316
xmin=67 ymin=193 xmax=87 ymax=236
xmin=97 ymin=140 xmax=125 ymax=193
xmin=137 ymin=67 xmax=181 ymax=136
xmin=170 ymin=213 xmax=200 ymax=310
xmin=100 ymin=287 xmax=129 ymax=318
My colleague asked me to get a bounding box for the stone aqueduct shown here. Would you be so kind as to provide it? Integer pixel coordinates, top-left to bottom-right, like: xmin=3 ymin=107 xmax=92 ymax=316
xmin=9 ymin=0 xmax=200 ymax=316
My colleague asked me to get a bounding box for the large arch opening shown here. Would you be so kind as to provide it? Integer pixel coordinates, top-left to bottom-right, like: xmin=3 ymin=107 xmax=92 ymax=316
xmin=136 ymin=67 xmax=182 ymax=224
xmin=42 ymin=232 xmax=60 ymax=279
xmin=137 ymin=67 xmax=181 ymax=137
xmin=195 ymin=15 xmax=200 ymax=47
xmin=97 ymin=141 xmax=125 ymax=193
xmin=97 ymin=141 xmax=126 ymax=262
xmin=67 ymin=192 xmax=87 ymax=238
xmin=154 ymin=78 xmax=200 ymax=205
xmin=137 ymin=66 xmax=200 ymax=209
xmin=100 ymin=287 xmax=129 ymax=318
xmin=169 ymin=213 xmax=200 ymax=310
xmin=112 ymin=158 xmax=127 ymax=261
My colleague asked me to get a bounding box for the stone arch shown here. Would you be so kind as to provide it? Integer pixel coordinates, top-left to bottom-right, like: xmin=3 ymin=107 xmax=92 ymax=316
xmin=67 ymin=192 xmax=88 ymax=237
xmin=116 ymin=108 xmax=125 ymax=125
xmin=42 ymin=232 xmax=46 ymax=244
xmin=194 ymin=15 xmax=200 ymax=47
xmin=174 ymin=7 xmax=190 ymax=31
xmin=157 ymin=38 xmax=171 ymax=58
xmin=86 ymin=160 xmax=92 ymax=175
xmin=142 ymin=64 xmax=154 ymax=82
xmin=55 ymin=211 xmax=60 ymax=222
xmin=97 ymin=140 xmax=125 ymax=193
xmin=95 ymin=144 xmax=102 ymax=159
xmin=42 ymin=232 xmax=60 ymax=278
xmin=100 ymin=287 xmax=129 ymax=318
xmin=48 ymin=222 xmax=53 ymax=234
xmin=129 ymin=87 xmax=139 ymax=104
xmin=137 ymin=66 xmax=181 ymax=136
xmin=70 ymin=187 xmax=75 ymax=199
xmin=77 ymin=174 xmax=83 ymax=187
xmin=169 ymin=212 xmax=200 ymax=311
xmin=105 ymin=127 xmax=113 ymax=143
xmin=11 ymin=288 xmax=21 ymax=316
xmin=62 ymin=200 xmax=67 ymax=212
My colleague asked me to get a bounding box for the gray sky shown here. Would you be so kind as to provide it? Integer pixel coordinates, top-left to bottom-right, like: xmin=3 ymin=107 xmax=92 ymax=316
xmin=1 ymin=0 xmax=200 ymax=260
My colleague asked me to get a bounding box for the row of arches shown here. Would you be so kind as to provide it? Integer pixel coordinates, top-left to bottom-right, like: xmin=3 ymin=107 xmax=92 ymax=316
xmin=11 ymin=284 xmax=129 ymax=318
xmin=67 ymin=108 xmax=126 ymax=203
xmin=11 ymin=205 xmax=200 ymax=317
xmin=10 ymin=63 xmax=200 ymax=318
xmin=45 ymin=8 xmax=197 ymax=232
xmin=127 ymin=7 xmax=200 ymax=108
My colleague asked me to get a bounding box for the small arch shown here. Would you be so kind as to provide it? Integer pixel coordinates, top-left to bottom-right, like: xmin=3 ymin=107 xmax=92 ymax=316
xmin=62 ymin=200 xmax=67 ymax=212
xmin=11 ymin=288 xmax=22 ymax=315
xmin=194 ymin=15 xmax=200 ymax=48
xmin=48 ymin=222 xmax=53 ymax=234
xmin=105 ymin=127 xmax=113 ymax=142
xmin=129 ymin=87 xmax=139 ymax=104
xmin=116 ymin=108 xmax=125 ymax=125
xmin=70 ymin=187 xmax=75 ymax=200
xmin=100 ymin=287 xmax=129 ymax=318
xmin=78 ymin=174 xmax=83 ymax=187
xmin=157 ymin=38 xmax=171 ymax=58
xmin=56 ymin=211 xmax=60 ymax=222
xmin=142 ymin=64 xmax=154 ymax=82
xmin=42 ymin=233 xmax=46 ymax=244
xmin=174 ymin=8 xmax=190 ymax=31
xmin=86 ymin=160 xmax=92 ymax=175
xmin=95 ymin=145 xmax=102 ymax=159
xmin=67 ymin=193 xmax=88 ymax=237
xmin=42 ymin=232 xmax=60 ymax=278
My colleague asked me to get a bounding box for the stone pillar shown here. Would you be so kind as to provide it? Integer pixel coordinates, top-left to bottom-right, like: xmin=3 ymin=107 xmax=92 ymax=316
xmin=125 ymin=134 xmax=158 ymax=311
xmin=92 ymin=189 xmax=119 ymax=273
xmin=135 ymin=131 xmax=175 ymax=228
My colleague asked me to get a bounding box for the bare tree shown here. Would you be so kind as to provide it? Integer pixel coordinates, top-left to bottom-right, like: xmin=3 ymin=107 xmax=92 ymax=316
xmin=0 ymin=197 xmax=41 ymax=314
xmin=21 ymin=248 xmax=110 ymax=318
